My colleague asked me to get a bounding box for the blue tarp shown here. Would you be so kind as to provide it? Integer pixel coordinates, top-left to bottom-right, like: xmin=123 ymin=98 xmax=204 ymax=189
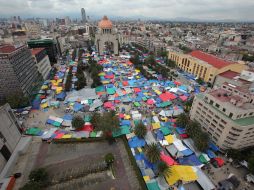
xmin=121 ymin=120 xmax=131 ymax=126
xmin=176 ymin=127 xmax=186 ymax=134
xmin=156 ymin=130 xmax=164 ymax=140
xmin=206 ymin=149 xmax=216 ymax=158
xmin=32 ymin=99 xmax=40 ymax=110
xmin=128 ymin=136 xmax=146 ymax=148
xmin=181 ymin=149 xmax=194 ymax=156
xmin=209 ymin=142 xmax=220 ymax=152
xmin=135 ymin=153 xmax=145 ymax=160
xmin=178 ymin=154 xmax=202 ymax=166
xmin=63 ymin=114 xmax=73 ymax=121
xmin=56 ymin=92 xmax=66 ymax=101
xmin=73 ymin=102 xmax=83 ymax=112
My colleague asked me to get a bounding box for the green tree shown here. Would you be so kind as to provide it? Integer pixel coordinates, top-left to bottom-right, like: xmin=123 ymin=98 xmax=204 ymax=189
xmin=194 ymin=132 xmax=210 ymax=152
xmin=196 ymin=78 xmax=204 ymax=85
xmin=134 ymin=122 xmax=147 ymax=138
xmin=72 ymin=116 xmax=85 ymax=129
xmin=145 ymin=143 xmax=160 ymax=163
xmin=157 ymin=161 xmax=172 ymax=178
xmin=29 ymin=168 xmax=48 ymax=185
xmin=90 ymin=112 xmax=101 ymax=129
xmin=6 ymin=93 xmax=30 ymax=108
xmin=227 ymin=149 xmax=242 ymax=161
xmin=176 ymin=113 xmax=189 ymax=128
xmin=184 ymin=98 xmax=193 ymax=112
xmin=186 ymin=120 xmax=201 ymax=138
xmin=104 ymin=153 xmax=115 ymax=166
xmin=248 ymin=157 xmax=254 ymax=174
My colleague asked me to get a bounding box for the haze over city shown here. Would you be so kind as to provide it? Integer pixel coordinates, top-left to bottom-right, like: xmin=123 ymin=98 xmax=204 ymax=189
xmin=0 ymin=0 xmax=254 ymax=21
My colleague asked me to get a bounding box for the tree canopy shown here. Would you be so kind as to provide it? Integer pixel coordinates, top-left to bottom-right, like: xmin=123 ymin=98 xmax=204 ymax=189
xmin=145 ymin=143 xmax=160 ymax=163
xmin=72 ymin=115 xmax=85 ymax=129
xmin=157 ymin=161 xmax=172 ymax=178
xmin=134 ymin=122 xmax=147 ymax=139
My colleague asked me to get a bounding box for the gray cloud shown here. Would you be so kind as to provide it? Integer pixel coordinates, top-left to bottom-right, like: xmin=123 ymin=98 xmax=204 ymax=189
xmin=0 ymin=0 xmax=253 ymax=21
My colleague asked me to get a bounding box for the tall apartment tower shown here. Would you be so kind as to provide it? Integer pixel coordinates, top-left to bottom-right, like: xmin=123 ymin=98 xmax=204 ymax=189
xmin=0 ymin=45 xmax=40 ymax=103
xmin=81 ymin=8 xmax=87 ymax=23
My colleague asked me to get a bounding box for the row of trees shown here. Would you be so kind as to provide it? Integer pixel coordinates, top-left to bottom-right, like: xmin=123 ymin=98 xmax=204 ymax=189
xmin=5 ymin=93 xmax=30 ymax=109
xmin=75 ymin=64 xmax=87 ymax=90
xmin=176 ymin=113 xmax=210 ymax=151
xmin=65 ymin=66 xmax=73 ymax=92
xmin=178 ymin=44 xmax=192 ymax=54
xmin=88 ymin=58 xmax=103 ymax=88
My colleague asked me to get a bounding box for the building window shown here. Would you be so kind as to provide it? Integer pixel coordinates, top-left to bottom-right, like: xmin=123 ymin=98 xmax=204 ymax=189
xmin=221 ymin=119 xmax=227 ymax=125
xmin=232 ymin=127 xmax=242 ymax=132
xmin=209 ymin=100 xmax=214 ymax=105
xmin=215 ymin=103 xmax=220 ymax=108
xmin=223 ymin=108 xmax=226 ymax=112
xmin=229 ymin=113 xmax=233 ymax=118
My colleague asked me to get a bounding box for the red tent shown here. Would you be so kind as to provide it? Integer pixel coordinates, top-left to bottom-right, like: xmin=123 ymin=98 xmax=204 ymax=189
xmin=179 ymin=95 xmax=188 ymax=101
xmin=133 ymin=88 xmax=141 ymax=93
xmin=147 ymin=99 xmax=155 ymax=105
xmin=78 ymin=124 xmax=94 ymax=132
xmin=104 ymin=101 xmax=114 ymax=108
xmin=160 ymin=152 xmax=178 ymax=166
xmin=122 ymin=81 xmax=129 ymax=86
xmin=214 ymin=157 xmax=224 ymax=167
xmin=174 ymin=81 xmax=181 ymax=85
xmin=159 ymin=92 xmax=176 ymax=102
xmin=118 ymin=113 xmax=125 ymax=119
xmin=180 ymin=134 xmax=189 ymax=138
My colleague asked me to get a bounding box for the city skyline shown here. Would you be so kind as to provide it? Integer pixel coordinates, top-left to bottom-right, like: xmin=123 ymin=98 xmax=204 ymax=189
xmin=0 ymin=0 xmax=254 ymax=21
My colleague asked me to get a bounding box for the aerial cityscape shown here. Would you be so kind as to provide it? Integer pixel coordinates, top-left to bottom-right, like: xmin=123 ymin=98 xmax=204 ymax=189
xmin=1 ymin=1 xmax=254 ymax=190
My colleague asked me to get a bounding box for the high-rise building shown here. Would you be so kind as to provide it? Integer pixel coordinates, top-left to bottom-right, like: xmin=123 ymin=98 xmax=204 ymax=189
xmin=27 ymin=38 xmax=58 ymax=63
xmin=31 ymin=48 xmax=51 ymax=80
xmin=0 ymin=103 xmax=22 ymax=172
xmin=81 ymin=8 xmax=87 ymax=23
xmin=0 ymin=45 xmax=41 ymax=103
xmin=190 ymin=81 xmax=254 ymax=150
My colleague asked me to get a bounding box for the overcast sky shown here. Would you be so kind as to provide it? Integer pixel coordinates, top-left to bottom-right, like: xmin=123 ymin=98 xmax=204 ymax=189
xmin=0 ymin=0 xmax=254 ymax=21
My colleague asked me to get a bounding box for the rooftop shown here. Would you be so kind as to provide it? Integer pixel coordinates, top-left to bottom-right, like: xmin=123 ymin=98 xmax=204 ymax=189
xmin=0 ymin=45 xmax=16 ymax=53
xmin=31 ymin=48 xmax=45 ymax=55
xmin=98 ymin=16 xmax=113 ymax=29
xmin=219 ymin=70 xmax=239 ymax=79
xmin=189 ymin=50 xmax=234 ymax=69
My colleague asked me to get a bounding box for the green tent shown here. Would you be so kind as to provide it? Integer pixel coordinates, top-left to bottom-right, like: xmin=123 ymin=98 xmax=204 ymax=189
xmin=95 ymin=85 xmax=105 ymax=92
xmin=112 ymin=126 xmax=130 ymax=137
xmin=199 ymin=154 xmax=210 ymax=164
xmin=107 ymin=88 xmax=115 ymax=95
xmin=160 ymin=126 xmax=172 ymax=135
xmin=134 ymin=120 xmax=141 ymax=126
xmin=25 ymin=127 xmax=42 ymax=136
xmin=146 ymin=180 xmax=160 ymax=190
xmin=52 ymin=121 xmax=61 ymax=127
xmin=90 ymin=131 xmax=97 ymax=137
xmin=159 ymin=101 xmax=172 ymax=108
xmin=84 ymin=115 xmax=91 ymax=122
xmin=142 ymin=97 xmax=148 ymax=101
xmin=134 ymin=102 xmax=141 ymax=107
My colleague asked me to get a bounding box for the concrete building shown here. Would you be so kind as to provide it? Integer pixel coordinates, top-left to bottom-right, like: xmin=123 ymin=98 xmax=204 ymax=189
xmin=31 ymin=48 xmax=51 ymax=80
xmin=190 ymin=83 xmax=254 ymax=150
xmin=0 ymin=104 xmax=22 ymax=172
xmin=169 ymin=50 xmax=247 ymax=83
xmin=81 ymin=8 xmax=87 ymax=23
xmin=0 ymin=45 xmax=40 ymax=103
xmin=25 ymin=22 xmax=40 ymax=39
xmin=27 ymin=38 xmax=58 ymax=63
xmin=95 ymin=16 xmax=119 ymax=55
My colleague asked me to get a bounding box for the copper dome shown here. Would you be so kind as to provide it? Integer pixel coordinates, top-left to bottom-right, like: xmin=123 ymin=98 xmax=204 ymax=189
xmin=98 ymin=16 xmax=113 ymax=29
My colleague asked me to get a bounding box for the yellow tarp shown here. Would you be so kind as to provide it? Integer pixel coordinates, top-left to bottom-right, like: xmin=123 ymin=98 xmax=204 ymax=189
xmin=143 ymin=176 xmax=150 ymax=182
xmin=154 ymin=90 xmax=162 ymax=95
xmin=62 ymin=134 xmax=72 ymax=139
xmin=165 ymin=165 xmax=198 ymax=185
xmin=56 ymin=87 xmax=63 ymax=94
xmin=41 ymin=102 xmax=48 ymax=108
xmin=165 ymin=135 xmax=174 ymax=144
xmin=137 ymin=147 xmax=142 ymax=153
xmin=135 ymin=69 xmax=140 ymax=73
xmin=41 ymin=85 xmax=48 ymax=90
xmin=124 ymin=115 xmax=131 ymax=120
xmin=152 ymin=122 xmax=160 ymax=130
